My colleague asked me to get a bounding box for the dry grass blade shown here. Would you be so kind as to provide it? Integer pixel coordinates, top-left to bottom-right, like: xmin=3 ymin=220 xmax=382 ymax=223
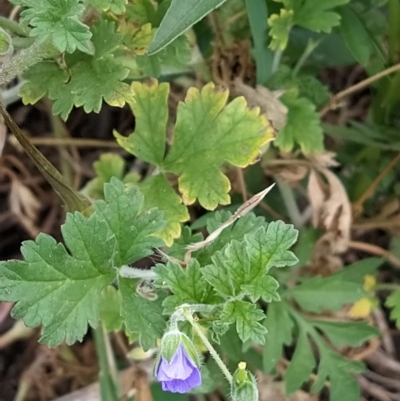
xmin=184 ymin=183 xmax=276 ymax=263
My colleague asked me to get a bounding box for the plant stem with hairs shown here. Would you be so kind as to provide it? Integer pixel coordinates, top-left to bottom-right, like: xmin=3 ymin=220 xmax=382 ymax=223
xmin=0 ymin=39 xmax=56 ymax=86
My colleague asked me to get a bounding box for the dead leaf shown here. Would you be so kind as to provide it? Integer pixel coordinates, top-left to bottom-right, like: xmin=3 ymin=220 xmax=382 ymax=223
xmin=308 ymin=168 xmax=352 ymax=253
xmin=306 ymin=151 xmax=339 ymax=169
xmin=233 ymin=78 xmax=288 ymax=131
xmin=9 ymin=179 xmax=41 ymax=237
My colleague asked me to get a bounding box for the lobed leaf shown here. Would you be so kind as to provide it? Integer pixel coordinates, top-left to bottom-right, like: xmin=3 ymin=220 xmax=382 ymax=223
xmin=275 ymin=94 xmax=324 ymax=154
xmin=0 ymin=178 xmax=166 ymax=346
xmin=15 ymin=0 xmax=92 ymax=53
xmin=221 ymin=300 xmax=267 ymax=344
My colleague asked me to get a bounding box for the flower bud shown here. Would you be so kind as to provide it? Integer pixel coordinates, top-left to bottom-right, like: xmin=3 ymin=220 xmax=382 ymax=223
xmin=231 ymin=362 xmax=258 ymax=401
xmin=155 ymin=329 xmax=202 ymax=393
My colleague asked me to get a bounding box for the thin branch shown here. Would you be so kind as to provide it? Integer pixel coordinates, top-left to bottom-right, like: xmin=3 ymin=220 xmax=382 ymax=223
xmin=320 ymin=63 xmax=400 ymax=117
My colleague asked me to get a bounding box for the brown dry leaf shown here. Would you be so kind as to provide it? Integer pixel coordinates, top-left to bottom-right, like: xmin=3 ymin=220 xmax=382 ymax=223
xmin=233 ymin=78 xmax=288 ymax=131
xmin=308 ymin=168 xmax=352 ymax=253
xmin=308 ymin=169 xmax=326 ymax=227
xmin=9 ymin=179 xmax=41 ymax=237
xmin=184 ymin=184 xmax=276 ymax=262
xmin=306 ymin=151 xmax=339 ymax=169
xmin=269 ymin=164 xmax=309 ymax=185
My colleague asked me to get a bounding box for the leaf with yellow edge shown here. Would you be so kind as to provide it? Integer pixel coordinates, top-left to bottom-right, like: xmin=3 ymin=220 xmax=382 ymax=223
xmin=114 ymin=80 xmax=168 ymax=166
xmin=138 ymin=174 xmax=189 ymax=246
xmin=115 ymin=80 xmax=274 ymax=211
xmin=268 ymin=9 xmax=294 ymax=50
xmin=164 ymin=83 xmax=274 ymax=209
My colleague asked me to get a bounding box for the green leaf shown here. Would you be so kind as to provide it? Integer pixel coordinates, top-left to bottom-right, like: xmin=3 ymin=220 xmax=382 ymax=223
xmin=202 ymin=223 xmax=298 ymax=300
xmin=0 ymin=214 xmax=115 ymax=347
xmin=332 ymin=258 xmax=383 ymax=283
xmin=221 ymin=300 xmax=267 ymax=344
xmin=147 ymin=0 xmax=228 ymax=54
xmin=138 ymin=174 xmax=189 ymax=246
xmin=268 ymin=8 xmax=294 ymax=50
xmin=164 ymin=83 xmax=274 ymax=209
xmin=244 ymin=0 xmax=273 ymax=82
xmin=296 ymin=74 xmax=330 ymax=107
xmin=275 ymin=0 xmax=349 ymax=33
xmin=114 ymin=80 xmax=169 ymax=166
xmin=99 ymin=286 xmax=123 ymax=332
xmin=136 ymin=35 xmax=191 ymax=77
xmin=263 ymin=301 xmax=294 ymax=373
xmin=154 ymin=260 xmax=217 ymax=312
xmin=16 ymin=0 xmax=92 ymax=53
xmin=119 ymin=277 xmax=165 ymax=350
xmin=311 ymin=345 xmax=364 ymax=401
xmin=386 ymin=290 xmax=400 ymax=328
xmin=83 ymin=153 xmax=127 ymax=198
xmin=94 ymin=178 xmax=165 ymax=266
xmin=284 ymin=330 xmax=315 ymax=394
xmin=275 ymin=94 xmax=324 ymax=154
xmin=288 ymin=276 xmax=366 ymax=313
xmin=310 ymin=321 xmax=379 ymax=348
xmin=0 ymin=178 xmax=167 ymax=347
xmin=339 ymin=4 xmax=372 ymax=65
xmin=20 ymin=21 xmax=134 ymax=120
xmin=20 ymin=61 xmax=69 ymax=105
xmin=115 ymin=81 xmax=273 ymax=210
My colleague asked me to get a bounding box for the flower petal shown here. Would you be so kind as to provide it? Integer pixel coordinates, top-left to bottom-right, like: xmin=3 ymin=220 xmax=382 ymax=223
xmin=156 ymin=344 xmax=196 ymax=381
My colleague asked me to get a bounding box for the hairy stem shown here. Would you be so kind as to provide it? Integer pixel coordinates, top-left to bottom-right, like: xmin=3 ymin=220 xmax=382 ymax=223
xmin=183 ymin=310 xmax=233 ymax=384
xmin=0 ymin=38 xmax=55 ymax=86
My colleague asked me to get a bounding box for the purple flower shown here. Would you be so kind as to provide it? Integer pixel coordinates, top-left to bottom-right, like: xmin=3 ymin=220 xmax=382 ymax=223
xmin=155 ymin=332 xmax=202 ymax=393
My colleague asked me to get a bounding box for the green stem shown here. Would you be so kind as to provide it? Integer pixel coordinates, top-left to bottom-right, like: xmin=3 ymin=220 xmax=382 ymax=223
xmin=0 ymin=38 xmax=56 ymax=86
xmin=93 ymin=324 xmax=120 ymax=401
xmin=183 ymin=310 xmax=233 ymax=384
xmin=292 ymin=39 xmax=320 ymax=76
xmin=271 ymin=48 xmax=282 ymax=73
xmin=12 ymin=37 xmax=35 ymax=49
xmin=276 ymin=178 xmax=303 ymax=227
xmin=0 ymin=15 xmax=28 ymax=37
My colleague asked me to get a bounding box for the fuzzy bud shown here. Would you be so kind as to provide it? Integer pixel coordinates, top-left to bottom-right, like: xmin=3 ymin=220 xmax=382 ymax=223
xmin=231 ymin=362 xmax=258 ymax=401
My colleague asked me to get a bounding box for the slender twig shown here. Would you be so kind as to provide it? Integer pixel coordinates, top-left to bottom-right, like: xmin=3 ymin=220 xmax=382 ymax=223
xmin=27 ymin=137 xmax=120 ymax=148
xmin=320 ymin=62 xmax=400 ymax=117
xmin=236 ymin=168 xmax=247 ymax=202
xmin=353 ymin=152 xmax=400 ymax=213
xmin=348 ymin=240 xmax=400 ymax=269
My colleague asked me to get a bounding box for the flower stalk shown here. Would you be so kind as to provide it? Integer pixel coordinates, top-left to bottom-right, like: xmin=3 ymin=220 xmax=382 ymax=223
xmin=182 ymin=308 xmax=233 ymax=384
